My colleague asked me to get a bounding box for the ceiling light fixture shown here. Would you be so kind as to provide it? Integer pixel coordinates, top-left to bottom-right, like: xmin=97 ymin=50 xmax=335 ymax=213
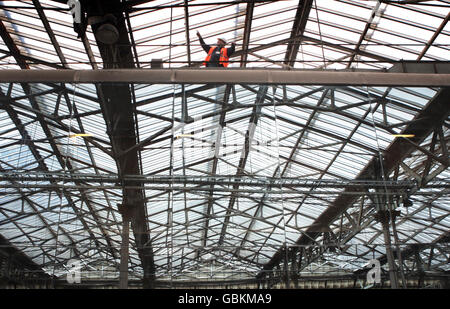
xmin=391 ymin=134 xmax=415 ymax=138
xmin=69 ymin=133 xmax=93 ymax=138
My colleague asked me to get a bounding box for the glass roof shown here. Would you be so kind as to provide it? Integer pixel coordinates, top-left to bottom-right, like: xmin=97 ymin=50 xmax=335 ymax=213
xmin=0 ymin=0 xmax=448 ymax=286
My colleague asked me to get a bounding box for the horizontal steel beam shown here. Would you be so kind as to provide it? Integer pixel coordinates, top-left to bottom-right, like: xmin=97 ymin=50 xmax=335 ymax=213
xmin=0 ymin=185 xmax=445 ymax=195
xmin=1 ymin=69 xmax=450 ymax=86
xmin=0 ymin=171 xmax=424 ymax=189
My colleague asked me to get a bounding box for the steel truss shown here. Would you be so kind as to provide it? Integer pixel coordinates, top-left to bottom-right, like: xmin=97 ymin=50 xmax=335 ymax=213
xmin=0 ymin=0 xmax=448 ymax=289
xmin=0 ymin=81 xmax=448 ymax=287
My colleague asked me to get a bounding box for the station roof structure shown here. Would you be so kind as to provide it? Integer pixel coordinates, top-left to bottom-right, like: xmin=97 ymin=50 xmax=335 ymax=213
xmin=0 ymin=0 xmax=448 ymax=287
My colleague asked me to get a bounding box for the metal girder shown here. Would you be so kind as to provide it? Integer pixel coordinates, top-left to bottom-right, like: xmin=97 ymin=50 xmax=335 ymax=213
xmin=284 ymin=0 xmax=313 ymax=67
xmin=229 ymin=25 xmax=395 ymax=66
xmin=218 ymin=85 xmax=268 ymax=246
xmin=0 ymin=19 xmax=28 ymax=69
xmin=31 ymin=0 xmax=68 ymax=68
xmin=256 ymin=86 xmax=450 ymax=279
xmin=0 ymin=49 xmax=65 ymax=70
xmin=346 ymin=1 xmax=384 ymax=69
xmin=2 ymin=69 xmax=450 ymax=86
xmin=238 ymin=87 xmax=328 ymax=256
xmin=0 ymin=172 xmax=424 ymax=189
xmin=199 ymin=85 xmax=232 ymax=252
xmin=123 ymin=5 xmax=141 ymax=68
xmin=4 ymin=183 xmax=443 ymax=196
xmin=183 ymin=0 xmax=192 ymax=67
xmin=249 ymin=52 xmax=292 ymax=69
xmin=417 ymin=12 xmax=449 ymax=61
xmin=280 ymin=87 xmax=329 ymax=176
xmin=240 ymin=1 xmax=255 ymax=68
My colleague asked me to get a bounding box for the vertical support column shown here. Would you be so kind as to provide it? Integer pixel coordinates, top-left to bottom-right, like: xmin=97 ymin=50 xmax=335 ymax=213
xmin=283 ymin=245 xmax=290 ymax=289
xmin=181 ymin=84 xmax=189 ymax=122
xmin=414 ymin=249 xmax=425 ymax=288
xmin=390 ymin=210 xmax=407 ymax=288
xmin=118 ymin=203 xmax=132 ymax=289
xmin=376 ymin=211 xmax=399 ymax=289
xmin=119 ymin=216 xmax=130 ymax=289
xmin=291 ymin=248 xmax=299 ymax=289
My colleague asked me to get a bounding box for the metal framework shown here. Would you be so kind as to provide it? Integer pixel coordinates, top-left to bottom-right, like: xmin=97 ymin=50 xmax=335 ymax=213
xmin=0 ymin=0 xmax=449 ymax=289
xmin=1 ymin=68 xmax=450 ymax=86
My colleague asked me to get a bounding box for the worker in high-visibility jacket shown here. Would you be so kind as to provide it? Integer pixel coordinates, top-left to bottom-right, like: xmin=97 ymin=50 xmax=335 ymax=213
xmin=197 ymin=31 xmax=235 ymax=67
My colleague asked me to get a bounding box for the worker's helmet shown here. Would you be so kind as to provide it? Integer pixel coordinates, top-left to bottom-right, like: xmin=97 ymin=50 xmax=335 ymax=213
xmin=217 ymin=38 xmax=227 ymax=45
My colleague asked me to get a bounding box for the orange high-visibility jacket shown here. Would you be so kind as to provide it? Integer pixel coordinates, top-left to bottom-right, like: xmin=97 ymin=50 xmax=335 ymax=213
xmin=203 ymin=46 xmax=229 ymax=67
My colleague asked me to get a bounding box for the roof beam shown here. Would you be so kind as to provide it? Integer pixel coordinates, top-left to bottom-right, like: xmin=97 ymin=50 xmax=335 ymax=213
xmin=2 ymin=69 xmax=450 ymax=86
xmin=284 ymin=0 xmax=313 ymax=67
xmin=183 ymin=0 xmax=192 ymax=67
xmin=199 ymin=85 xmax=232 ymax=254
xmin=0 ymin=19 xmax=29 ymax=69
xmin=301 ymin=34 xmax=394 ymax=63
xmin=346 ymin=1 xmax=384 ymax=68
xmin=417 ymin=12 xmax=450 ymax=60
xmin=31 ymin=0 xmax=68 ymax=68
